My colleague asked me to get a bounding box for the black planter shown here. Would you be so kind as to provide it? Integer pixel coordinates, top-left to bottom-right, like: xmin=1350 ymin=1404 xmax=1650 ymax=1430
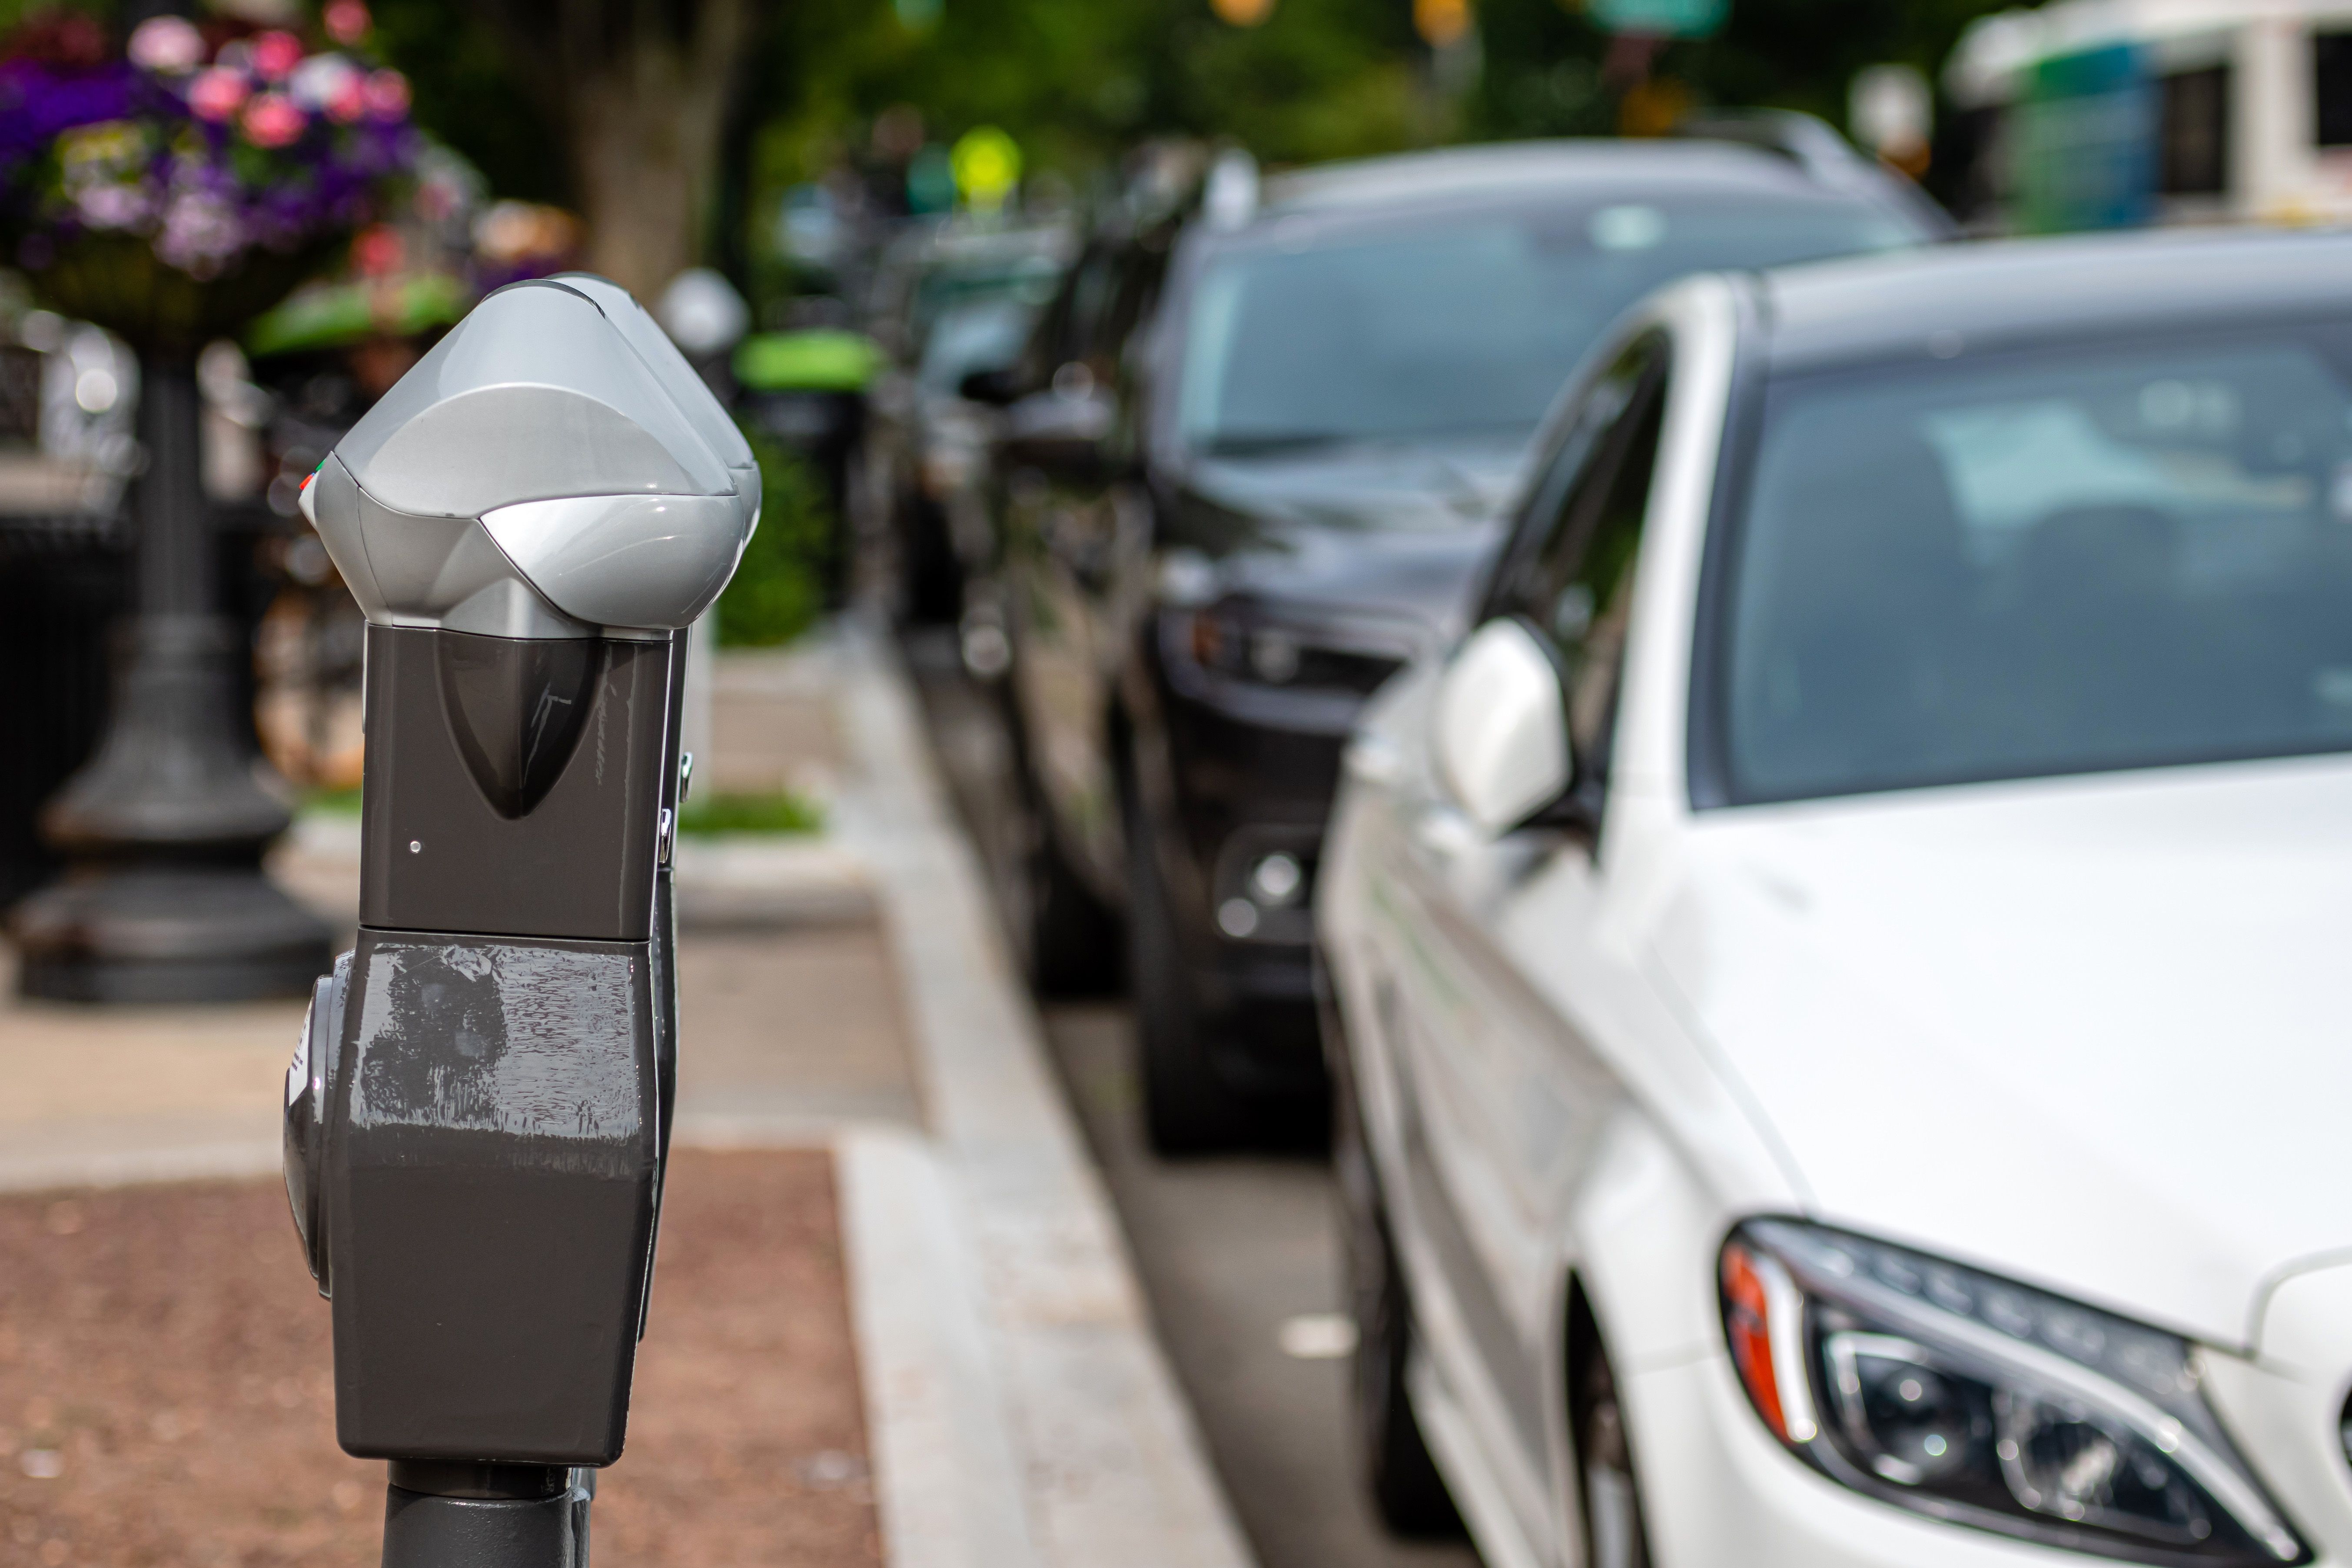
xmin=10 ymin=353 xmax=331 ymax=1002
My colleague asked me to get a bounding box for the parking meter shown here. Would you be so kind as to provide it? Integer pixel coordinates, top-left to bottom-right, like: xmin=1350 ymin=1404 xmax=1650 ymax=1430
xmin=279 ymin=276 xmax=758 ymax=1565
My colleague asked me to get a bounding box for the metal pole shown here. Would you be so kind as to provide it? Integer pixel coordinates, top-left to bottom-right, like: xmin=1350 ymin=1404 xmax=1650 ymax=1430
xmin=381 ymin=1463 xmax=594 ymax=1568
xmin=9 ymin=349 xmax=330 ymax=1001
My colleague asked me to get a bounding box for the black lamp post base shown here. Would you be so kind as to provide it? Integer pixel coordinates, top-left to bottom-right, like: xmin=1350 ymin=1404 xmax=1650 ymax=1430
xmin=13 ymin=865 xmax=331 ymax=1003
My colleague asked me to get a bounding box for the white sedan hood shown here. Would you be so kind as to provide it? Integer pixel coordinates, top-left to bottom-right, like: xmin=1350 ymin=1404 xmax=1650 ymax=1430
xmin=1649 ymin=754 xmax=2352 ymax=1349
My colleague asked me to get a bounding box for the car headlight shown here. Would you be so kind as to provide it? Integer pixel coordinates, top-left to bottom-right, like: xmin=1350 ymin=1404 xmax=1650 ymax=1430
xmin=1173 ymin=598 xmax=1412 ymax=697
xmin=1720 ymin=1220 xmax=2306 ymax=1566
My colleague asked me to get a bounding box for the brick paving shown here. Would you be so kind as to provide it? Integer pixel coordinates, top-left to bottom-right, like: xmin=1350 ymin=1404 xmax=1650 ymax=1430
xmin=0 ymin=1149 xmax=876 ymax=1568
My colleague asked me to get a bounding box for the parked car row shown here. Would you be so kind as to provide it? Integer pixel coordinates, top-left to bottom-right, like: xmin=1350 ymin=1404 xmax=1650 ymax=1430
xmin=859 ymin=217 xmax=1074 ymax=621
xmin=863 ymin=122 xmax=2352 ymax=1568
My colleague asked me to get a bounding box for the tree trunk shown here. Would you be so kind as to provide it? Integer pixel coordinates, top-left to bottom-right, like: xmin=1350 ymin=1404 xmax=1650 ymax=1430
xmin=501 ymin=0 xmax=751 ymax=302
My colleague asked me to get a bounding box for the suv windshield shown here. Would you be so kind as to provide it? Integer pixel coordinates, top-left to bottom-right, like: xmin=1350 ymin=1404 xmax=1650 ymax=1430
xmin=1178 ymin=199 xmax=1911 ymax=457
xmin=1722 ymin=326 xmax=2352 ymax=802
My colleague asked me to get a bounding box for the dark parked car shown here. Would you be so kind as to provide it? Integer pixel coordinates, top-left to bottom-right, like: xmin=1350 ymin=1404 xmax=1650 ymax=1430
xmin=861 ymin=219 xmax=1073 ymax=619
xmin=979 ymin=133 xmax=1947 ymax=1150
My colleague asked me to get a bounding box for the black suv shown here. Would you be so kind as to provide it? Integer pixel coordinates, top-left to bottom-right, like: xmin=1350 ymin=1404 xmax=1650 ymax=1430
xmin=977 ymin=134 xmax=1946 ymax=1151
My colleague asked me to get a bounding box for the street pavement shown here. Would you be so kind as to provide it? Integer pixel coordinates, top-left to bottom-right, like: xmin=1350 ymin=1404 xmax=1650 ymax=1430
xmin=901 ymin=628 xmax=1483 ymax=1568
xmin=0 ymin=618 xmax=1474 ymax=1568
xmin=0 ymin=623 xmax=1251 ymax=1568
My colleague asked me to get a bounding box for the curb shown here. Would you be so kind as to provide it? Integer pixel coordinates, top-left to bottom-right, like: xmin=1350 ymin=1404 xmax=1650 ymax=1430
xmin=826 ymin=618 xmax=1258 ymax=1568
xmin=0 ymin=1136 xmax=282 ymax=1195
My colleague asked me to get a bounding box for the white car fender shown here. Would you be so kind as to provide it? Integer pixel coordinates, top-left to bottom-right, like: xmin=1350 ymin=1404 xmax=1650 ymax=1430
xmin=1555 ymin=1103 xmax=1744 ymax=1378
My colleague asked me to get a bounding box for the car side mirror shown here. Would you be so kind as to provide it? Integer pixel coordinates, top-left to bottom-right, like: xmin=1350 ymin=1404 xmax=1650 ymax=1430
xmin=1434 ymin=618 xmax=1571 ymax=837
xmin=1001 ymin=384 xmax=1118 ymax=481
xmin=958 ymin=365 xmax=1022 ymax=405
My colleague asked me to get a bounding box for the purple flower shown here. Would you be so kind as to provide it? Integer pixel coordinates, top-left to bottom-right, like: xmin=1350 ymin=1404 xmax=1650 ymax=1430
xmin=155 ymin=190 xmax=243 ymax=275
xmin=73 ymin=182 xmax=149 ymax=229
xmin=0 ymin=31 xmax=416 ymax=279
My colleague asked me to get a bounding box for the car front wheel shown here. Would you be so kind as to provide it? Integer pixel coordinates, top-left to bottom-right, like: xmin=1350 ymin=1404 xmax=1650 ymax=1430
xmin=1571 ymin=1315 xmax=1654 ymax=1568
xmin=1127 ymin=784 xmax=1253 ymax=1153
xmin=1000 ymin=689 xmax=1122 ymax=997
xmin=1335 ymin=1054 xmax=1460 ymax=1535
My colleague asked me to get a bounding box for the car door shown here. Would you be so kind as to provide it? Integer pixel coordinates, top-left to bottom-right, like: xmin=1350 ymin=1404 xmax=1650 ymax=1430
xmin=1373 ymin=331 xmax=1671 ymax=1554
xmin=1004 ymin=236 xmax=1167 ymax=891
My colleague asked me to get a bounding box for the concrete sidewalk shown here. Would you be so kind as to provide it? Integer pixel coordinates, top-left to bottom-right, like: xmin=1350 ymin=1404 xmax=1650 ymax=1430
xmin=0 ymin=618 xmax=1253 ymax=1568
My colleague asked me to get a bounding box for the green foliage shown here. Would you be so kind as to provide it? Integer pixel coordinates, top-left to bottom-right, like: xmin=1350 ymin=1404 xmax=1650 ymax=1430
xmin=1465 ymin=0 xmax=1618 ymax=140
xmin=748 ymin=0 xmax=1435 ymax=193
xmin=1469 ymin=0 xmax=2019 ymax=203
xmin=678 ymin=789 xmax=826 ymax=836
xmin=318 ymin=0 xmax=2036 ymax=300
xmin=0 ymin=0 xmax=105 ymax=32
xmin=714 ymin=423 xmax=832 ymax=648
xmin=302 ymin=786 xmax=365 ymax=817
xmin=1672 ymin=0 xmax=2016 ymax=126
xmin=369 ymin=0 xmax=570 ymax=206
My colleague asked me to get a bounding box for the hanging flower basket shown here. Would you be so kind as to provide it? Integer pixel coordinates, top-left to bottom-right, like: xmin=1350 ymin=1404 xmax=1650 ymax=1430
xmin=0 ymin=7 xmax=417 ymax=354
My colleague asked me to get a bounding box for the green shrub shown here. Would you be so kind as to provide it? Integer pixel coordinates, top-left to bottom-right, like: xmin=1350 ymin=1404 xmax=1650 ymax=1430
xmin=716 ymin=424 xmax=832 ymax=647
xmin=678 ymin=790 xmax=826 ymax=837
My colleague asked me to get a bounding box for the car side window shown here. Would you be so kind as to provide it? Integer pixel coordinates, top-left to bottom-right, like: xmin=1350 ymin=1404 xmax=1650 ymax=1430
xmin=1101 ymin=236 xmax=1171 ymax=371
xmin=1100 ymin=240 xmax=1173 ymax=452
xmin=1020 ymin=246 xmax=1118 ymax=391
xmin=1486 ymin=334 xmax=1671 ymax=780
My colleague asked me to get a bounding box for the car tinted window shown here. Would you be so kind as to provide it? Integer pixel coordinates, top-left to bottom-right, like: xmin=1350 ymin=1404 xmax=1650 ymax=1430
xmin=920 ymin=299 xmax=1037 ymax=392
xmin=1101 ymin=239 xmax=1171 ymax=369
xmin=1020 ymin=245 xmax=1119 ymax=389
xmin=910 ymin=256 xmax=1060 ymax=351
xmin=1490 ymin=334 xmax=1669 ymax=772
xmin=1722 ymin=327 xmax=2352 ymax=801
xmin=1177 ymin=199 xmax=1905 ymax=456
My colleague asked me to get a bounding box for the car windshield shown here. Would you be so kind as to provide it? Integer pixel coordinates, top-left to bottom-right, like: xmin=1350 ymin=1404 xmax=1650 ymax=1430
xmin=920 ymin=298 xmax=1035 ymax=393
xmin=910 ymin=254 xmax=1060 ymax=347
xmin=1722 ymin=326 xmax=2352 ymax=802
xmin=1178 ymin=199 xmax=1912 ymax=458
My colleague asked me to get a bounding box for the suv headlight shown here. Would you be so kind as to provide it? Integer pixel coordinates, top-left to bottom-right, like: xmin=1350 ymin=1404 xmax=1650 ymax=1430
xmin=1721 ymin=1220 xmax=2305 ymax=1565
xmin=1172 ymin=597 xmax=1413 ymax=697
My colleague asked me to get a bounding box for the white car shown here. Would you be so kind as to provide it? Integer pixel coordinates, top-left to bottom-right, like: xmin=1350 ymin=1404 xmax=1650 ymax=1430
xmin=1317 ymin=229 xmax=2352 ymax=1568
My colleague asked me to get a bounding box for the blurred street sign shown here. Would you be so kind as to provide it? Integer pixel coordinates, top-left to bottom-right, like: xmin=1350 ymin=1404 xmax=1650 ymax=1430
xmin=950 ymin=126 xmax=1022 ymax=213
xmin=907 ymin=146 xmax=957 ymax=215
xmin=2017 ymin=43 xmax=2155 ymax=232
xmin=1589 ymin=0 xmax=1727 ymax=39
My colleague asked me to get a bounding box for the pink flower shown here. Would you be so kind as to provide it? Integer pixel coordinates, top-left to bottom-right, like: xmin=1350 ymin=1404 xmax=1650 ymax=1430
xmin=353 ymin=225 xmax=403 ymax=276
xmin=240 ymin=92 xmax=306 ymax=149
xmin=127 ymin=16 xmax=204 ymax=74
xmin=362 ymin=69 xmax=410 ymax=121
xmin=289 ymin=53 xmax=360 ymax=111
xmin=324 ymin=0 xmax=372 ymax=46
xmin=327 ymin=78 xmax=367 ymax=123
xmin=187 ymin=68 xmax=249 ymax=122
xmin=251 ymin=30 xmax=304 ymax=81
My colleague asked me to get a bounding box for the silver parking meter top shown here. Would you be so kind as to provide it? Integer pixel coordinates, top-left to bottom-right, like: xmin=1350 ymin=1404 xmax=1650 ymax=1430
xmin=302 ymin=276 xmax=760 ymax=638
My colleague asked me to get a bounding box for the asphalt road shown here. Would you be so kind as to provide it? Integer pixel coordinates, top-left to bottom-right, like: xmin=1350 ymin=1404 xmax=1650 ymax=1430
xmin=902 ymin=626 xmax=1482 ymax=1568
